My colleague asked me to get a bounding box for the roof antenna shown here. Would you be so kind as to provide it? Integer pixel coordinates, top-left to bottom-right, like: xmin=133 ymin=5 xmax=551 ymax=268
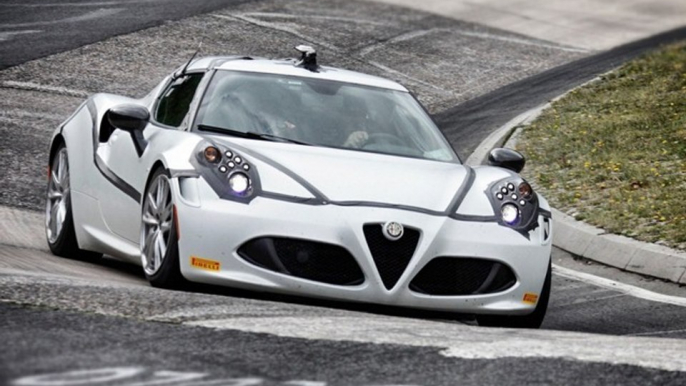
xmin=294 ymin=45 xmax=318 ymax=72
xmin=174 ymin=43 xmax=202 ymax=79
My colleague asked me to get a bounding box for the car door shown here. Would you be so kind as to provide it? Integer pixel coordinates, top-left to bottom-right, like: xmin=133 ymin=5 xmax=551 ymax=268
xmin=97 ymin=73 xmax=205 ymax=243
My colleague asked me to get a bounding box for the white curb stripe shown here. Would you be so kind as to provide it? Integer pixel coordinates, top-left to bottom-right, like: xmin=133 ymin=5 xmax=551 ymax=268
xmin=553 ymin=264 xmax=686 ymax=307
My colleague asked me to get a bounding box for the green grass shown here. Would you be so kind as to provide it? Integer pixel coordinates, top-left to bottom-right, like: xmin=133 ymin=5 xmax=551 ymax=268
xmin=517 ymin=41 xmax=686 ymax=251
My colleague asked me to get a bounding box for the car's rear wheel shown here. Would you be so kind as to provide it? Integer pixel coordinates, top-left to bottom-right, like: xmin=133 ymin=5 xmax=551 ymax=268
xmin=476 ymin=260 xmax=551 ymax=329
xmin=46 ymin=144 xmax=102 ymax=260
xmin=140 ymin=167 xmax=184 ymax=289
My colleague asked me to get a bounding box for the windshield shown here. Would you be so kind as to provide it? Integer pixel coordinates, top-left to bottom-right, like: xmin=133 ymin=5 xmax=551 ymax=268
xmin=194 ymin=70 xmax=458 ymax=162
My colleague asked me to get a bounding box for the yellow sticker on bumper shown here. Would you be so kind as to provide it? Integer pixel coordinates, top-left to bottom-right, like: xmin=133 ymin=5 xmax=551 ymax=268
xmin=191 ymin=256 xmax=220 ymax=272
xmin=523 ymin=293 xmax=539 ymax=304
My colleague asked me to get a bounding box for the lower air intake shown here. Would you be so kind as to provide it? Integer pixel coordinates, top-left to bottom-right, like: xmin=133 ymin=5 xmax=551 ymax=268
xmin=363 ymin=224 xmax=420 ymax=290
xmin=410 ymin=257 xmax=516 ymax=296
xmin=238 ymin=237 xmax=364 ymax=286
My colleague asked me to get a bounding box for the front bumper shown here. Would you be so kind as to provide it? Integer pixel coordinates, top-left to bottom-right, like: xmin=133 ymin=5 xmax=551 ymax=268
xmin=173 ymin=178 xmax=552 ymax=315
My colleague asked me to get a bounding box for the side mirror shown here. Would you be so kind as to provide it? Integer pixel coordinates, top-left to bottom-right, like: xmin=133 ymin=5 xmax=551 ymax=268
xmin=488 ymin=148 xmax=525 ymax=173
xmin=106 ymin=104 xmax=150 ymax=157
xmin=106 ymin=104 xmax=149 ymax=132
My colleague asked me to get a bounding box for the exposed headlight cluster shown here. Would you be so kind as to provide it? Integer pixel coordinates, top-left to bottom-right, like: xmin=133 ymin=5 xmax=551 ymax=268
xmin=501 ymin=203 xmax=519 ymax=225
xmin=228 ymin=172 xmax=250 ymax=195
xmin=489 ymin=178 xmax=539 ymax=232
xmin=193 ymin=142 xmax=259 ymax=202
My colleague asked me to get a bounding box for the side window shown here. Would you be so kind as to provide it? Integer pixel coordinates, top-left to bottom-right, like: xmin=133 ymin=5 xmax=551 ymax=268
xmin=155 ymin=73 xmax=203 ymax=127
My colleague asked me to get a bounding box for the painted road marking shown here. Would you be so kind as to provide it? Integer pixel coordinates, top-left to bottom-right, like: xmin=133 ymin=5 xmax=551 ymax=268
xmin=176 ymin=379 xmax=263 ymax=386
xmin=125 ymin=371 xmax=206 ymax=386
xmin=240 ymin=12 xmax=388 ymax=26
xmin=0 ymin=8 xmax=123 ymax=28
xmin=553 ymin=264 xmax=686 ymax=307
xmin=0 ymin=81 xmax=89 ymax=98
xmin=12 ymin=367 xmax=144 ymax=386
xmin=213 ymin=13 xmax=340 ymax=52
xmin=357 ymin=28 xmax=590 ymax=57
xmin=358 ymin=29 xmax=436 ymax=56
xmin=626 ymin=328 xmax=686 ymax=337
xmin=0 ymin=0 xmax=166 ymax=8
xmin=0 ymin=30 xmax=41 ymax=42
xmin=446 ymin=28 xmax=591 ymax=53
xmin=212 ymin=13 xmax=453 ymax=94
xmin=11 ymin=367 xmax=417 ymax=386
xmin=188 ymin=315 xmax=686 ymax=372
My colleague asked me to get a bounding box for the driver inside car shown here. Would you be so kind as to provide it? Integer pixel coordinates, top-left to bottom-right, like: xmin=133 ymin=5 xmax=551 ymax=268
xmin=341 ymin=95 xmax=373 ymax=148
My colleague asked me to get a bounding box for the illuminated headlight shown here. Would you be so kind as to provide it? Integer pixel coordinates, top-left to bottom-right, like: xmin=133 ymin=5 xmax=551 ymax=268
xmin=501 ymin=203 xmax=519 ymax=225
xmin=228 ymin=172 xmax=250 ymax=195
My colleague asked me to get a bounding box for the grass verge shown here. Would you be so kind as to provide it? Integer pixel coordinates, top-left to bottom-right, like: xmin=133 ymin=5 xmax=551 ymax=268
xmin=517 ymin=41 xmax=686 ymax=251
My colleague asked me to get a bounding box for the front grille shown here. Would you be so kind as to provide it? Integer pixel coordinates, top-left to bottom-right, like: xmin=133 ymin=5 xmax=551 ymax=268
xmin=363 ymin=224 xmax=420 ymax=290
xmin=410 ymin=257 xmax=516 ymax=296
xmin=238 ymin=237 xmax=364 ymax=286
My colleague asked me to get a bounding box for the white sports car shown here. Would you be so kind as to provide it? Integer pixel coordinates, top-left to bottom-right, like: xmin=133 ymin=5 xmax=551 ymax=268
xmin=46 ymin=46 xmax=553 ymax=328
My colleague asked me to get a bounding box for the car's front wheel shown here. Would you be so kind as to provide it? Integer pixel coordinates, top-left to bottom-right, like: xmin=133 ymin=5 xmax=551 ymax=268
xmin=140 ymin=167 xmax=184 ymax=289
xmin=46 ymin=144 xmax=102 ymax=260
xmin=476 ymin=260 xmax=551 ymax=329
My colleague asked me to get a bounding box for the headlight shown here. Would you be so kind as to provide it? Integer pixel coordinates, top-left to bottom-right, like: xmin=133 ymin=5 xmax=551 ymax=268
xmin=501 ymin=203 xmax=519 ymax=225
xmin=193 ymin=141 xmax=260 ymax=203
xmin=204 ymin=146 xmax=221 ymax=163
xmin=228 ymin=172 xmax=250 ymax=195
xmin=489 ymin=177 xmax=539 ymax=232
xmin=519 ymin=182 xmax=532 ymax=198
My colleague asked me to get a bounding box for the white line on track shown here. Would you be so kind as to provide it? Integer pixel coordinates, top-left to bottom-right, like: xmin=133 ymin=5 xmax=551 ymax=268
xmin=175 ymin=379 xmax=263 ymax=386
xmin=0 ymin=8 xmax=123 ymax=28
xmin=626 ymin=328 xmax=686 ymax=337
xmin=213 ymin=13 xmax=340 ymax=52
xmin=357 ymin=30 xmax=435 ymax=57
xmin=553 ymin=264 xmax=686 ymax=307
xmin=189 ymin=314 xmax=686 ymax=372
xmin=0 ymin=30 xmax=41 ymax=42
xmin=446 ymin=29 xmax=591 ymax=53
xmin=358 ymin=28 xmax=590 ymax=56
xmin=240 ymin=12 xmax=388 ymax=26
xmin=0 ymin=0 xmax=168 ymax=7
xmin=213 ymin=13 xmax=453 ymax=95
xmin=365 ymin=60 xmax=453 ymax=93
xmin=0 ymin=80 xmax=89 ymax=98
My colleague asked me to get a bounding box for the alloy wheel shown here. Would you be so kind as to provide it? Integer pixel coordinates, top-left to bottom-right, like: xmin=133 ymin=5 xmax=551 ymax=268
xmin=140 ymin=174 xmax=173 ymax=276
xmin=46 ymin=148 xmax=70 ymax=244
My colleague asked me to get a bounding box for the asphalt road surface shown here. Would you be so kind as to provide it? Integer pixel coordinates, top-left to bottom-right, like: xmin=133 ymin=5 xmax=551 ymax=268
xmin=2 ymin=244 xmax=686 ymax=385
xmin=1 ymin=1 xmax=686 ymax=385
xmin=0 ymin=0 xmax=256 ymax=70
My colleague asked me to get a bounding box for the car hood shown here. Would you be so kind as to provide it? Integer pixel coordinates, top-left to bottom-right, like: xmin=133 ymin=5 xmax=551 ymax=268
xmin=214 ymin=137 xmax=468 ymax=213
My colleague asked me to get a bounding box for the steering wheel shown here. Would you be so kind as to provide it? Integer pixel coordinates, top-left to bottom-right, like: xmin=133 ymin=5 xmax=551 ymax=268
xmin=363 ymin=133 xmax=406 ymax=148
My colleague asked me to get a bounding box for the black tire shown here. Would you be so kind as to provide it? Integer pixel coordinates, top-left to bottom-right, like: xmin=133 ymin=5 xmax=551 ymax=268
xmin=141 ymin=167 xmax=185 ymax=289
xmin=46 ymin=143 xmax=102 ymax=260
xmin=476 ymin=260 xmax=551 ymax=329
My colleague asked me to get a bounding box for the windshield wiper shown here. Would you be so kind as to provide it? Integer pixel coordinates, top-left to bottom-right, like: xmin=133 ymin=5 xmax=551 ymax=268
xmin=197 ymin=124 xmax=311 ymax=146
